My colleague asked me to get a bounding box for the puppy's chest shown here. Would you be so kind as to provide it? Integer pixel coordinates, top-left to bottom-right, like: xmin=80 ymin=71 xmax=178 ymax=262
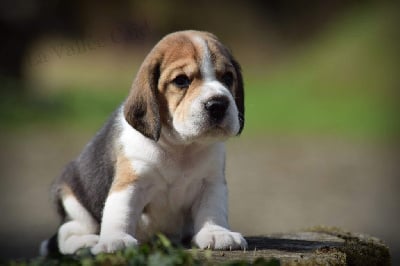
xmin=141 ymin=146 xmax=218 ymax=211
xmin=153 ymin=154 xmax=207 ymax=208
xmin=152 ymin=176 xmax=202 ymax=215
xmin=121 ymin=138 xmax=224 ymax=210
xmin=160 ymin=153 xmax=206 ymax=183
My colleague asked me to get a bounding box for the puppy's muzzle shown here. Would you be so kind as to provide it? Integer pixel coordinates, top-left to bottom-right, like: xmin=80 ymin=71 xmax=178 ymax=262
xmin=204 ymin=96 xmax=230 ymax=123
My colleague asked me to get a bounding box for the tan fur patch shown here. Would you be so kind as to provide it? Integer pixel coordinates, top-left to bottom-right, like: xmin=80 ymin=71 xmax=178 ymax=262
xmin=154 ymin=33 xmax=203 ymax=126
xmin=60 ymin=184 xmax=74 ymax=198
xmin=110 ymin=152 xmax=138 ymax=192
xmin=174 ymin=79 xmax=204 ymax=124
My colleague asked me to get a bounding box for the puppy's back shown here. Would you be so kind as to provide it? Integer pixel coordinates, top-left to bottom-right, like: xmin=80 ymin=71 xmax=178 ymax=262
xmin=52 ymin=107 xmax=122 ymax=223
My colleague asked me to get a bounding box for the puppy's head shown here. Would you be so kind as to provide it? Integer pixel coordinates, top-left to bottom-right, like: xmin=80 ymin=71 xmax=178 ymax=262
xmin=124 ymin=30 xmax=244 ymax=143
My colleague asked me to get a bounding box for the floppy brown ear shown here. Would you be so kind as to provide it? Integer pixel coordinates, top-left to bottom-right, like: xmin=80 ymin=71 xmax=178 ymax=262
xmin=231 ymin=58 xmax=245 ymax=134
xmin=124 ymin=57 xmax=161 ymax=141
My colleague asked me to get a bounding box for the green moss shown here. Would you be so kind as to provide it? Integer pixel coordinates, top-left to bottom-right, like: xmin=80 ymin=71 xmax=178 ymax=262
xmin=309 ymin=226 xmax=391 ymax=266
xmin=337 ymin=234 xmax=390 ymax=266
xmin=8 ymin=235 xmax=280 ymax=266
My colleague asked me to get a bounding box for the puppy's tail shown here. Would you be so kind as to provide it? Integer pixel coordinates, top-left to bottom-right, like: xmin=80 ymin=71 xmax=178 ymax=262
xmin=39 ymin=233 xmax=60 ymax=257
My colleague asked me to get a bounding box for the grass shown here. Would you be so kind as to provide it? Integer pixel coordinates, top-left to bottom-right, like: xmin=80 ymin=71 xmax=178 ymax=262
xmin=7 ymin=235 xmax=280 ymax=266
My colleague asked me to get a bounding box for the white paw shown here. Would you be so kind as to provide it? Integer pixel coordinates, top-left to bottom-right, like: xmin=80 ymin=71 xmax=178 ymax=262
xmin=193 ymin=225 xmax=247 ymax=250
xmin=91 ymin=233 xmax=138 ymax=254
xmin=59 ymin=234 xmax=99 ymax=254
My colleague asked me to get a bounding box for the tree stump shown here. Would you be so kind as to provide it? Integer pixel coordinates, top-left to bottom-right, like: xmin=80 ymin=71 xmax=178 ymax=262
xmin=194 ymin=227 xmax=391 ymax=266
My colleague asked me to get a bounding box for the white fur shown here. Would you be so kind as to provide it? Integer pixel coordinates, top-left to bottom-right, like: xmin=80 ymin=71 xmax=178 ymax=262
xmin=112 ymin=109 xmax=246 ymax=250
xmin=191 ymin=182 xmax=247 ymax=250
xmin=116 ymin=111 xmax=232 ymax=244
xmin=193 ymin=224 xmax=247 ymax=250
xmin=58 ymin=195 xmax=99 ymax=254
xmin=194 ymin=36 xmax=215 ymax=81
xmin=91 ymin=185 xmax=140 ymax=254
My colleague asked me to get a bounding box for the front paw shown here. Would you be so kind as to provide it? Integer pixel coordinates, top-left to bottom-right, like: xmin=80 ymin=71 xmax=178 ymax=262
xmin=91 ymin=233 xmax=138 ymax=254
xmin=193 ymin=225 xmax=247 ymax=250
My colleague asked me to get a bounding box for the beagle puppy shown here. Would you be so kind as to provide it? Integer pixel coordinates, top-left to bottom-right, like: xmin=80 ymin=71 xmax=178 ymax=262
xmin=41 ymin=30 xmax=246 ymax=255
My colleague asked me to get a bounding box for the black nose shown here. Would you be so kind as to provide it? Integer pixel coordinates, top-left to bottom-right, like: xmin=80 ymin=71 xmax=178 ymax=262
xmin=204 ymin=96 xmax=230 ymax=122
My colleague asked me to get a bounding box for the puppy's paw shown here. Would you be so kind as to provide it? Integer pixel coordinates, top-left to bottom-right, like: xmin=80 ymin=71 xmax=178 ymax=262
xmin=193 ymin=225 xmax=247 ymax=250
xmin=91 ymin=233 xmax=138 ymax=254
xmin=59 ymin=234 xmax=99 ymax=255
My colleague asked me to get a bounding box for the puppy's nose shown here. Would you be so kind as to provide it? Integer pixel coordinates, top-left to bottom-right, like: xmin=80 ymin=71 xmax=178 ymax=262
xmin=204 ymin=96 xmax=230 ymax=122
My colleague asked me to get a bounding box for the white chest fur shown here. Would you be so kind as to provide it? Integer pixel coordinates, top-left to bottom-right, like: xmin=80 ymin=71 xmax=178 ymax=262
xmin=118 ymin=110 xmax=226 ymax=242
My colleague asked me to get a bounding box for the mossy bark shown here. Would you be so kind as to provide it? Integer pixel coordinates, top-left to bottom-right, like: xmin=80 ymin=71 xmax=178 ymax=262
xmin=194 ymin=227 xmax=390 ymax=266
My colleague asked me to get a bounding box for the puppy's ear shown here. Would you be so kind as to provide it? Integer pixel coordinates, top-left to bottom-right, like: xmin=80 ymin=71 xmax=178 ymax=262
xmin=231 ymin=58 xmax=245 ymax=134
xmin=124 ymin=57 xmax=161 ymax=141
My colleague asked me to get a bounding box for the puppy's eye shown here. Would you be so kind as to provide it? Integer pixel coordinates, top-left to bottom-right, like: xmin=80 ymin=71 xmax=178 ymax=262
xmin=222 ymin=72 xmax=234 ymax=87
xmin=172 ymin=74 xmax=191 ymax=89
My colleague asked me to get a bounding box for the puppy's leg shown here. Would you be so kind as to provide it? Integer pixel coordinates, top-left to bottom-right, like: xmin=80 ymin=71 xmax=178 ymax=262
xmin=58 ymin=192 xmax=99 ymax=254
xmin=91 ymin=184 xmax=145 ymax=254
xmin=192 ymin=179 xmax=247 ymax=250
xmin=91 ymin=153 xmax=149 ymax=254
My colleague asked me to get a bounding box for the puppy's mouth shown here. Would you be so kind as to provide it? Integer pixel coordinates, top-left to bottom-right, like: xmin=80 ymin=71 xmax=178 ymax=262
xmin=200 ymin=118 xmax=233 ymax=138
xmin=168 ymin=95 xmax=238 ymax=143
xmin=197 ymin=98 xmax=236 ymax=138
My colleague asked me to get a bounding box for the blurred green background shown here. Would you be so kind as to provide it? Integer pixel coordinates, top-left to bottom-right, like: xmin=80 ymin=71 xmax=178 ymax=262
xmin=0 ymin=0 xmax=399 ymax=263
